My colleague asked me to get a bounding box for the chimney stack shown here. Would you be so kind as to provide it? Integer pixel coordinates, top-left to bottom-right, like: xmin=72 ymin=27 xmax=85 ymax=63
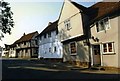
xmin=23 ymin=33 xmax=25 ymax=36
xmin=48 ymin=22 xmax=52 ymax=26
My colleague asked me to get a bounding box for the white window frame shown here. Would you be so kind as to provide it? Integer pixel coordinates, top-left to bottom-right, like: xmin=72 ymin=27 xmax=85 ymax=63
xmin=102 ymin=42 xmax=115 ymax=54
xmin=96 ymin=17 xmax=110 ymax=33
xmin=69 ymin=42 xmax=77 ymax=55
xmin=64 ymin=19 xmax=71 ymax=30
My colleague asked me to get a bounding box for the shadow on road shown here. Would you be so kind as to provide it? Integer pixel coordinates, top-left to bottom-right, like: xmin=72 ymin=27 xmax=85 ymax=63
xmin=2 ymin=59 xmax=120 ymax=80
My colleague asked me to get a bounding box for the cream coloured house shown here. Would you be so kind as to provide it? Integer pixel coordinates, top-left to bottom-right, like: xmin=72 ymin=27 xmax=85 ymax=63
xmin=88 ymin=2 xmax=120 ymax=68
xmin=58 ymin=0 xmax=90 ymax=67
xmin=58 ymin=0 xmax=120 ymax=68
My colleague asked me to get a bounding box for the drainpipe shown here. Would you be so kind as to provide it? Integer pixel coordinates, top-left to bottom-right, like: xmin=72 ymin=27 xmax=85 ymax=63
xmin=87 ymin=38 xmax=91 ymax=68
xmin=86 ymin=22 xmax=91 ymax=68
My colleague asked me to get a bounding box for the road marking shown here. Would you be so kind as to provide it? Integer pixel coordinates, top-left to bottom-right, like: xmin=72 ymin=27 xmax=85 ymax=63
xmin=23 ymin=67 xmax=60 ymax=72
xmin=8 ymin=66 xmax=21 ymax=69
xmin=80 ymin=70 xmax=120 ymax=74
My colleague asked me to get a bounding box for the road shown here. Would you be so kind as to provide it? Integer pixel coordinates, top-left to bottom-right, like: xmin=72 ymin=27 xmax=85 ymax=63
xmin=1 ymin=58 xmax=120 ymax=80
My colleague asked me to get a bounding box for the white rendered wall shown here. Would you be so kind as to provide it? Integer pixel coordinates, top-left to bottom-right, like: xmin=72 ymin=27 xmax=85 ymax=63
xmin=38 ymin=31 xmax=63 ymax=59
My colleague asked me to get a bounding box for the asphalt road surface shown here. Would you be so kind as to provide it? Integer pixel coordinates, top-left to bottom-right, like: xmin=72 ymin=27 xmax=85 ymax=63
xmin=1 ymin=58 xmax=120 ymax=80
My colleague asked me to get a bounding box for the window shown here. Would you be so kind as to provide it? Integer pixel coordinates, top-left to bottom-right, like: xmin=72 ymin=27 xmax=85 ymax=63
xmin=11 ymin=51 xmax=13 ymax=54
xmin=49 ymin=47 xmax=52 ymax=53
xmin=35 ymin=40 xmax=37 ymax=45
xmin=103 ymin=44 xmax=107 ymax=52
xmin=96 ymin=17 xmax=110 ymax=32
xmin=48 ymin=32 xmax=51 ymax=38
xmin=44 ymin=34 xmax=46 ymax=38
xmin=39 ymin=36 xmax=41 ymax=40
xmin=25 ymin=49 xmax=28 ymax=53
xmin=54 ymin=46 xmax=57 ymax=53
xmin=17 ymin=43 xmax=21 ymax=47
xmin=108 ymin=43 xmax=112 ymax=52
xmin=64 ymin=19 xmax=71 ymax=30
xmin=70 ymin=42 xmax=77 ymax=55
xmin=24 ymin=42 xmax=26 ymax=45
xmin=34 ymin=49 xmax=38 ymax=54
xmin=102 ymin=42 xmax=114 ymax=54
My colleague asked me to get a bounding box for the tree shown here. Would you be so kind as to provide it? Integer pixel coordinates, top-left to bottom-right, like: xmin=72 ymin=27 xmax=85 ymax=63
xmin=0 ymin=0 xmax=14 ymax=40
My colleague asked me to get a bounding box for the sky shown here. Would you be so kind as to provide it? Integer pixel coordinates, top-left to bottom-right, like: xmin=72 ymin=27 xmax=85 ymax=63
xmin=0 ymin=0 xmax=98 ymax=47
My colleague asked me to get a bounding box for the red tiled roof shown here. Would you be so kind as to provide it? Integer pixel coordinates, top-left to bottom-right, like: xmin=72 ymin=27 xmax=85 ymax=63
xmin=37 ymin=20 xmax=58 ymax=36
xmin=88 ymin=2 xmax=120 ymax=23
xmin=14 ymin=31 xmax=38 ymax=44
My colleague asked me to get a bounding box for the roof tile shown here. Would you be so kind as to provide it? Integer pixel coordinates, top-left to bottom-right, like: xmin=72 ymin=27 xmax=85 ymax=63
xmin=88 ymin=2 xmax=120 ymax=22
xmin=14 ymin=31 xmax=38 ymax=44
xmin=37 ymin=20 xmax=58 ymax=36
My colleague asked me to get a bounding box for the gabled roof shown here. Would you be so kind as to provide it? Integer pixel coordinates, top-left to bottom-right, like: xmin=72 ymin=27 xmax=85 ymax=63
xmin=37 ymin=20 xmax=58 ymax=37
xmin=14 ymin=31 xmax=38 ymax=44
xmin=4 ymin=44 xmax=11 ymax=49
xmin=58 ymin=0 xmax=87 ymax=24
xmin=88 ymin=2 xmax=120 ymax=23
xmin=71 ymin=1 xmax=87 ymax=12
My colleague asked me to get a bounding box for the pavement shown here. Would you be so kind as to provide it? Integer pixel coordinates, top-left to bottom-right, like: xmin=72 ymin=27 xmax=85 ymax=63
xmin=29 ymin=58 xmax=120 ymax=74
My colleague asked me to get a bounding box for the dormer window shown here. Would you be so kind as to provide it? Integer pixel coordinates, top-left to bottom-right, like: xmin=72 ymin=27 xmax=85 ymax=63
xmin=64 ymin=19 xmax=71 ymax=30
xmin=96 ymin=17 xmax=110 ymax=32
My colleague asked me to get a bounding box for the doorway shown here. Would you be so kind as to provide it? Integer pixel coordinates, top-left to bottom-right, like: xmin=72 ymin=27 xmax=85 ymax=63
xmin=92 ymin=45 xmax=101 ymax=66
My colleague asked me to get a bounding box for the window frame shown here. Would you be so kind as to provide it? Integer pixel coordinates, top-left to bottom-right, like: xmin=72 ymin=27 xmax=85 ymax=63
xmin=102 ymin=42 xmax=115 ymax=54
xmin=64 ymin=19 xmax=71 ymax=30
xmin=69 ymin=42 xmax=77 ymax=55
xmin=96 ymin=17 xmax=110 ymax=33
